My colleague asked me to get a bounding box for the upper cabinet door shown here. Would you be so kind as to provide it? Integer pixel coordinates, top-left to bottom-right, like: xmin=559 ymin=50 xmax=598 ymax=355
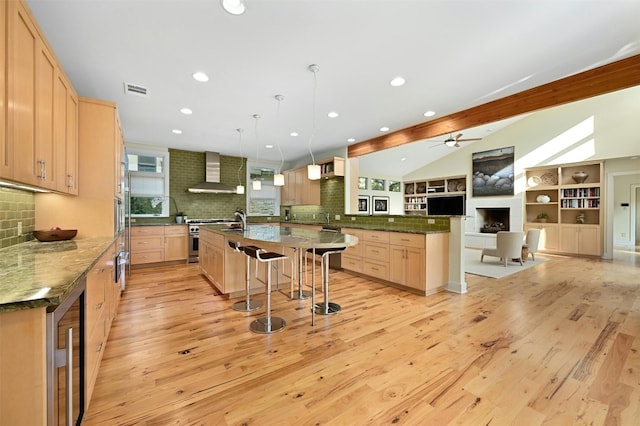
xmin=7 ymin=0 xmax=39 ymax=186
xmin=54 ymin=73 xmax=79 ymax=194
xmin=0 ymin=0 xmax=11 ymax=179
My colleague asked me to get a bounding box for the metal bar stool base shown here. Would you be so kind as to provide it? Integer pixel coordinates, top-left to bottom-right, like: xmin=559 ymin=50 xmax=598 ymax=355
xmin=292 ymin=290 xmax=312 ymax=300
xmin=250 ymin=316 xmax=286 ymax=334
xmin=232 ymin=300 xmax=264 ymax=312
xmin=313 ymin=302 xmax=341 ymax=315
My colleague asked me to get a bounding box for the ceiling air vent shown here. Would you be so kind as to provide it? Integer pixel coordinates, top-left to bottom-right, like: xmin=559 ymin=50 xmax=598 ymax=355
xmin=123 ymin=82 xmax=148 ymax=97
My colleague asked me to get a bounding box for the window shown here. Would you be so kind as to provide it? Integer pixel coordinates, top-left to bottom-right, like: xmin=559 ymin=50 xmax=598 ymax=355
xmin=247 ymin=163 xmax=278 ymax=216
xmin=127 ymin=149 xmax=170 ymax=217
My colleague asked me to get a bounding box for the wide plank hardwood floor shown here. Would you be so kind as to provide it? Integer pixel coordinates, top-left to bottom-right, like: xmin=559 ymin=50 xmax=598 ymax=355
xmin=84 ymin=249 xmax=640 ymax=425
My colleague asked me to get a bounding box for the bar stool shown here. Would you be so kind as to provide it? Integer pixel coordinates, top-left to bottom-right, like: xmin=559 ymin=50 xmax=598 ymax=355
xmin=228 ymin=241 xmax=264 ymax=312
xmin=305 ymin=246 xmax=346 ymax=326
xmin=242 ymin=246 xmax=291 ymax=334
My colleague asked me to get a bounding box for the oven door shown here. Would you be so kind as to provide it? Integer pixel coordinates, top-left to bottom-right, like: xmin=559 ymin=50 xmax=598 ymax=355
xmin=188 ymin=233 xmax=199 ymax=263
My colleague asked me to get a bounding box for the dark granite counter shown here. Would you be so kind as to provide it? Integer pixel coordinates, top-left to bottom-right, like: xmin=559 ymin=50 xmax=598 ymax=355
xmin=0 ymin=236 xmax=115 ymax=312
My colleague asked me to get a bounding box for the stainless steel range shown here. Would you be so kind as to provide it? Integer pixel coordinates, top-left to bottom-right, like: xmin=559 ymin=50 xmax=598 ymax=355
xmin=187 ymin=218 xmax=238 ymax=263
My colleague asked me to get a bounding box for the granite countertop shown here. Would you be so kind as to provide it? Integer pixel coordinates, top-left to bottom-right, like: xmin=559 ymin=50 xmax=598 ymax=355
xmin=279 ymin=221 xmax=448 ymax=235
xmin=0 ymin=236 xmax=116 ymax=313
xmin=201 ymin=224 xmax=359 ymax=249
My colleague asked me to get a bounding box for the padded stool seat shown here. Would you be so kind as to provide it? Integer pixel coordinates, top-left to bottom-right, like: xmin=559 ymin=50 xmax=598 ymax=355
xmin=228 ymin=241 xmax=264 ymax=312
xmin=244 ymin=247 xmax=290 ymax=334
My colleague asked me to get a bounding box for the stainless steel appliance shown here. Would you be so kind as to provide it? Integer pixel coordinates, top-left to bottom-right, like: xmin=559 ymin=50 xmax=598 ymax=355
xmin=46 ymin=278 xmax=85 ymax=426
xmin=187 ymin=219 xmax=239 ymax=263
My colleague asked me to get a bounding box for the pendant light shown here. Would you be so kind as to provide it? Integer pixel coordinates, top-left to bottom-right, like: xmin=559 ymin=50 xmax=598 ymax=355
xmin=273 ymin=94 xmax=285 ymax=186
xmin=307 ymin=64 xmax=321 ymax=180
xmin=252 ymin=114 xmax=262 ymax=191
xmin=235 ymin=128 xmax=245 ymax=194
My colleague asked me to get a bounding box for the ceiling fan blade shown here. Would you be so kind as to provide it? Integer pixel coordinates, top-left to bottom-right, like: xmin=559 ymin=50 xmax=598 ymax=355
xmin=457 ymin=137 xmax=483 ymax=142
xmin=454 ymin=133 xmax=463 ymax=141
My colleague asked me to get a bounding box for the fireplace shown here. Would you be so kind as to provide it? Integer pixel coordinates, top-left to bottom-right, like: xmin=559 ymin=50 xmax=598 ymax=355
xmin=477 ymin=207 xmax=510 ymax=233
xmin=465 ymin=196 xmax=523 ymax=248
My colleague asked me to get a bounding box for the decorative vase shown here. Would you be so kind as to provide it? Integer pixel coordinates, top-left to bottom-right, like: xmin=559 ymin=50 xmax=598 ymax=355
xmin=572 ymin=171 xmax=588 ymax=184
xmin=536 ymin=194 xmax=551 ymax=203
xmin=538 ymin=218 xmax=547 ymax=223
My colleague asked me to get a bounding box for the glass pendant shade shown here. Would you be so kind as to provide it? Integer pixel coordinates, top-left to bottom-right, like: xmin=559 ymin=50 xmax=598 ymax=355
xmin=252 ymin=179 xmax=262 ymax=190
xmin=307 ymin=164 xmax=321 ymax=180
xmin=274 ymin=173 xmax=285 ymax=186
xmin=236 ymin=184 xmax=245 ymax=194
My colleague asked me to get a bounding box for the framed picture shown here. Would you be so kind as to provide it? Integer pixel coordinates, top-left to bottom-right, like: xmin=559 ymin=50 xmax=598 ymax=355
xmin=358 ymin=177 xmax=368 ymax=190
xmin=372 ymin=196 xmax=389 ymax=214
xmin=358 ymin=196 xmax=369 ymax=214
xmin=370 ymin=178 xmax=385 ymax=191
xmin=388 ymin=180 xmax=401 ymax=192
xmin=472 ymin=146 xmax=515 ymax=197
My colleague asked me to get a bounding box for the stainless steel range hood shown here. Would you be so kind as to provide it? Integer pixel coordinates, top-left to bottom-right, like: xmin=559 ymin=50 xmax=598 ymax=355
xmin=187 ymin=152 xmax=237 ymax=194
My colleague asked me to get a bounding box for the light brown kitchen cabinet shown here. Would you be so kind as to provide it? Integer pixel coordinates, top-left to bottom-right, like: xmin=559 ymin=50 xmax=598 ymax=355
xmin=130 ymin=226 xmax=165 ymax=265
xmin=36 ymin=97 xmax=124 ymax=236
xmin=0 ymin=0 xmax=10 ymax=179
xmin=5 ymin=0 xmax=76 ymax=191
xmin=85 ymin=242 xmax=117 ymax=405
xmin=341 ymin=228 xmax=449 ymax=295
xmin=281 ymin=166 xmax=320 ymax=205
xmin=54 ymin=73 xmax=79 ymax=194
xmin=164 ymin=225 xmax=188 ymax=262
xmin=389 ymin=233 xmax=426 ymax=291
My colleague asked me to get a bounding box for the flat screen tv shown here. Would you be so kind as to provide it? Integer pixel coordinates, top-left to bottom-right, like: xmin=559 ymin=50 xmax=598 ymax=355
xmin=427 ymin=195 xmax=466 ymax=216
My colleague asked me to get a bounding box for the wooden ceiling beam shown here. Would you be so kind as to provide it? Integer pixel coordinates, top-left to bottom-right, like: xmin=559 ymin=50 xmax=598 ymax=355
xmin=348 ymin=54 xmax=640 ymax=158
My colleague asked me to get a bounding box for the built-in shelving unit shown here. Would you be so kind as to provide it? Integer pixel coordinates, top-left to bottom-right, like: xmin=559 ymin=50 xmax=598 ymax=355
xmin=318 ymin=157 xmax=345 ymax=178
xmin=403 ymin=175 xmax=466 ymax=215
xmin=524 ymin=160 xmax=602 ymax=256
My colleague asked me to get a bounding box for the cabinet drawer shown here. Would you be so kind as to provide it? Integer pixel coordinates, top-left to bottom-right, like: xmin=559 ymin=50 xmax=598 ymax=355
xmin=342 ymin=254 xmax=362 ymax=273
xmin=362 ymin=230 xmax=389 ymax=244
xmin=389 ymin=232 xmax=425 ymax=248
xmin=343 ymin=242 xmax=362 ymax=257
xmin=86 ymin=307 xmax=106 ymax=388
xmin=131 ymin=249 xmax=164 ymax=264
xmin=363 ymin=260 xmax=389 ymax=281
xmin=164 ymin=225 xmax=187 ymax=236
xmin=131 ymin=236 xmax=163 ymax=250
xmin=364 ymin=242 xmax=389 ymax=262
xmin=131 ymin=226 xmax=164 ymax=236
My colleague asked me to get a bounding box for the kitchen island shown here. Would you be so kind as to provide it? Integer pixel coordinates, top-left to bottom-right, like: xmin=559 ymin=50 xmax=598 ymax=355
xmin=198 ymin=224 xmax=359 ymax=298
xmin=199 ymin=223 xmax=450 ymax=297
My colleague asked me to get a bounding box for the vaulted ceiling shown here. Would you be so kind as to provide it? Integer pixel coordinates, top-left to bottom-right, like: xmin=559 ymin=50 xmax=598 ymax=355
xmin=27 ymin=0 xmax=640 ymax=174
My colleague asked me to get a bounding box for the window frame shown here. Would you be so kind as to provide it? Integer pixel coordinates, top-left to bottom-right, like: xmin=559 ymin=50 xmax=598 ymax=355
xmin=127 ymin=148 xmax=170 ymax=218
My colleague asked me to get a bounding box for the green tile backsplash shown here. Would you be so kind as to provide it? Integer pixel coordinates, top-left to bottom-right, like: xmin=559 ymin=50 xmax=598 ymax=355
xmin=0 ymin=187 xmax=35 ymax=248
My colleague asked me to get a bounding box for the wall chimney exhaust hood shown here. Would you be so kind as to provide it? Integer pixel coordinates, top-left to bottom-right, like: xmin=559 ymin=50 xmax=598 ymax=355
xmin=187 ymin=152 xmax=237 ymax=194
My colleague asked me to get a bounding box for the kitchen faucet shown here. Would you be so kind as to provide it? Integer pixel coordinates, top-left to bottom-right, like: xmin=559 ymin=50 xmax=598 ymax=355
xmin=325 ymin=212 xmax=330 ymax=224
xmin=235 ymin=208 xmax=247 ymax=230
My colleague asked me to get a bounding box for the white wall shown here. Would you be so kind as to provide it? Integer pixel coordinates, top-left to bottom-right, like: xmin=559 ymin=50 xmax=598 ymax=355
xmin=405 ymin=85 xmax=640 ymax=184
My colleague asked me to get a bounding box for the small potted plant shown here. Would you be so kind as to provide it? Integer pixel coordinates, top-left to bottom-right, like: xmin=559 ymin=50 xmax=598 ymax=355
xmin=536 ymin=212 xmax=549 ymax=223
xmin=175 ymin=212 xmax=185 ymax=224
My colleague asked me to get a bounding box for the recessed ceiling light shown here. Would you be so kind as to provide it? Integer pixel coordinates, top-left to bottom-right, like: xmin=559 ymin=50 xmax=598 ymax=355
xmin=290 ymin=132 xmax=299 ymax=137
xmin=328 ymin=111 xmax=339 ymax=118
xmin=390 ymin=77 xmax=405 ymax=87
xmin=265 ymin=144 xmax=273 ymax=149
xmin=423 ymin=110 xmax=435 ymax=117
xmin=380 ymin=126 xmax=390 ymax=132
xmin=347 ymin=138 xmax=355 ymax=143
xmin=192 ymin=72 xmax=209 ymax=82
xmin=401 ymin=157 xmax=406 ymax=161
xmin=221 ymin=0 xmax=246 ymax=15
xmin=172 ymin=129 xmax=182 ymax=134
xmin=180 ymin=107 xmax=193 ymax=115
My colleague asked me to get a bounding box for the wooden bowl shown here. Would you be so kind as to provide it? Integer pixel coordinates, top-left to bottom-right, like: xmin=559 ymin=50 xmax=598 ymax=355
xmin=33 ymin=229 xmax=78 ymax=242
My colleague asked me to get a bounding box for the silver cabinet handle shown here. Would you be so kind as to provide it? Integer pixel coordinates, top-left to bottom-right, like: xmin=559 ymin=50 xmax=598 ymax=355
xmin=66 ymin=327 xmax=73 ymax=426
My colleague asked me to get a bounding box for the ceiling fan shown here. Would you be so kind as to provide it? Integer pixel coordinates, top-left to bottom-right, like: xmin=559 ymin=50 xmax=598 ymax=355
xmin=432 ymin=133 xmax=482 ymax=148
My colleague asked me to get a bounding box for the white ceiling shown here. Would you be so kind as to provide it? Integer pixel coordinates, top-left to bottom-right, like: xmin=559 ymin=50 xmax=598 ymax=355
xmin=26 ymin=0 xmax=640 ymax=175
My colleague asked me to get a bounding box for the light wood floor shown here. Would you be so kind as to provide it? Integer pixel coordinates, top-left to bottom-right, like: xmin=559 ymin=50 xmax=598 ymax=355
xmin=84 ymin=249 xmax=640 ymax=425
